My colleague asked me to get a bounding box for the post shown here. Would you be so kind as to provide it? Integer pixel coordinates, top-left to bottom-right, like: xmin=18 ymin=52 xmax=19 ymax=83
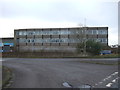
xmin=83 ymin=18 xmax=86 ymax=56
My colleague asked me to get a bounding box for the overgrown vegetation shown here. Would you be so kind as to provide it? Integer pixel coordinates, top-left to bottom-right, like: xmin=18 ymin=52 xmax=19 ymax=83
xmin=76 ymin=40 xmax=103 ymax=55
xmin=2 ymin=66 xmax=12 ymax=88
xmin=93 ymin=54 xmax=119 ymax=58
xmin=2 ymin=52 xmax=119 ymax=58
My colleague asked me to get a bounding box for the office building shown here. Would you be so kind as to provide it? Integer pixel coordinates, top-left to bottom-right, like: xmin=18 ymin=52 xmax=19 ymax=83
xmin=0 ymin=38 xmax=14 ymax=52
xmin=14 ymin=27 xmax=108 ymax=52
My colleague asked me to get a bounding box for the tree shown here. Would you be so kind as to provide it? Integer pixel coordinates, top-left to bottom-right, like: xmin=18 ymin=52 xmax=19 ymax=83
xmin=76 ymin=40 xmax=102 ymax=55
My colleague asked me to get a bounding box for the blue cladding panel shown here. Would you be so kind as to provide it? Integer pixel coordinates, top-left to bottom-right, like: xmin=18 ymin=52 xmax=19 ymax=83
xmin=100 ymin=50 xmax=111 ymax=54
xmin=0 ymin=43 xmax=3 ymax=46
xmin=0 ymin=50 xmax=3 ymax=52
xmin=3 ymin=43 xmax=14 ymax=46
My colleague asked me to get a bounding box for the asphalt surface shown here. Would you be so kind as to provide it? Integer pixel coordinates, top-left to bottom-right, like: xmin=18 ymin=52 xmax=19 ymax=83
xmin=2 ymin=58 xmax=119 ymax=88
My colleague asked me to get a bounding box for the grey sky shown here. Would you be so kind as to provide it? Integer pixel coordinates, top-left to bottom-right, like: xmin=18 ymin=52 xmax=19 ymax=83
xmin=0 ymin=0 xmax=119 ymax=45
xmin=118 ymin=1 xmax=120 ymax=44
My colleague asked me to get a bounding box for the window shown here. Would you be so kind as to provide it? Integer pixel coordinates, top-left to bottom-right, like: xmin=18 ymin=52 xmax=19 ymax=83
xmin=69 ymin=28 xmax=78 ymax=35
xmin=50 ymin=30 xmax=59 ymax=35
xmin=60 ymin=29 xmax=69 ymax=35
xmin=98 ymin=30 xmax=102 ymax=34
xmin=27 ymin=31 xmax=35 ymax=35
xmin=35 ymin=38 xmax=43 ymax=43
xmin=16 ymin=38 xmax=19 ymax=43
xmin=102 ymin=30 xmax=107 ymax=34
xmin=102 ymin=38 xmax=107 ymax=43
xmin=39 ymin=30 xmax=43 ymax=35
xmin=34 ymin=31 xmax=40 ymax=35
xmin=68 ymin=39 xmax=77 ymax=43
xmin=16 ymin=31 xmax=19 ymax=35
xmin=19 ymin=31 xmax=22 ymax=35
xmin=28 ymin=40 xmax=30 ymax=43
xmin=19 ymin=38 xmax=26 ymax=43
xmin=87 ymin=30 xmax=92 ymax=34
xmin=32 ymin=39 xmax=34 ymax=43
xmin=50 ymin=38 xmax=60 ymax=43
xmin=42 ymin=30 xmax=50 ymax=35
xmin=45 ymin=38 xmax=50 ymax=43
xmin=92 ymin=30 xmax=97 ymax=34
xmin=97 ymin=38 xmax=107 ymax=43
xmin=77 ymin=30 xmax=83 ymax=34
xmin=60 ymin=30 xmax=68 ymax=34
xmin=98 ymin=30 xmax=107 ymax=34
xmin=19 ymin=31 xmax=26 ymax=35
xmin=26 ymin=39 xmax=35 ymax=43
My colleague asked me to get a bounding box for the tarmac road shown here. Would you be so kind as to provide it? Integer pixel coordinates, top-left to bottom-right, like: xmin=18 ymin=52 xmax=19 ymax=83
xmin=2 ymin=58 xmax=119 ymax=88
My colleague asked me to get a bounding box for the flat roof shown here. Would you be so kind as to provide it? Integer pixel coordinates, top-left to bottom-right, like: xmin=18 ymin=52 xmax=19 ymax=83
xmin=1 ymin=38 xmax=14 ymax=39
xmin=14 ymin=27 xmax=108 ymax=31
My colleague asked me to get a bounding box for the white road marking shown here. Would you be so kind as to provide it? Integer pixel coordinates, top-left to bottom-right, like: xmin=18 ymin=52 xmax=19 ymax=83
xmin=112 ymin=77 xmax=119 ymax=83
xmin=106 ymin=83 xmax=113 ymax=87
xmin=112 ymin=72 xmax=118 ymax=76
xmin=106 ymin=76 xmax=111 ymax=79
xmin=94 ymin=72 xmax=119 ymax=87
xmin=112 ymin=79 xmax=116 ymax=83
xmin=105 ymin=77 xmax=119 ymax=88
xmin=114 ymin=72 xmax=118 ymax=74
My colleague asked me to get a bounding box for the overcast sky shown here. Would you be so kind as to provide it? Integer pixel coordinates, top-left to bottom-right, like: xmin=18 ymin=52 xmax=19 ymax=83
xmin=0 ymin=0 xmax=119 ymax=45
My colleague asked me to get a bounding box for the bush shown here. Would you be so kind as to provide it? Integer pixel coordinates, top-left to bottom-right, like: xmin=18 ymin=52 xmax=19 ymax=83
xmin=77 ymin=40 xmax=103 ymax=55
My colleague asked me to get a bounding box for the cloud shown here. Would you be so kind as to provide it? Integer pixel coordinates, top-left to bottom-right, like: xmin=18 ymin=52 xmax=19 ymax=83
xmin=0 ymin=0 xmax=118 ymax=45
xmin=0 ymin=18 xmax=78 ymax=37
xmin=108 ymin=27 xmax=118 ymax=45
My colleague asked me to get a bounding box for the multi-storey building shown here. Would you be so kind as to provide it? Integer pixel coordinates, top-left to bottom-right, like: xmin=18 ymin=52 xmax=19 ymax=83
xmin=14 ymin=27 xmax=108 ymax=52
xmin=0 ymin=38 xmax=14 ymax=52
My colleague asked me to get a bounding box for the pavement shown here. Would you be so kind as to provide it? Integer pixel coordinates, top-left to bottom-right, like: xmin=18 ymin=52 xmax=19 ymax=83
xmin=2 ymin=58 xmax=119 ymax=88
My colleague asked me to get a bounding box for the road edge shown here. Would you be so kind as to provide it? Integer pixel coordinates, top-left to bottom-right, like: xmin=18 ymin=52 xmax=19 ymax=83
xmin=2 ymin=66 xmax=13 ymax=88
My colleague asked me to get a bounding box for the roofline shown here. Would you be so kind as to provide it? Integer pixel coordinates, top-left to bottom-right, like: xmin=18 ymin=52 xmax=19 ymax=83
xmin=1 ymin=37 xmax=14 ymax=39
xmin=14 ymin=27 xmax=108 ymax=31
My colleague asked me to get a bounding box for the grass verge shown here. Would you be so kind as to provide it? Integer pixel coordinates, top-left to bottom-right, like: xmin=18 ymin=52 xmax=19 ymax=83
xmin=79 ymin=61 xmax=119 ymax=65
xmin=2 ymin=52 xmax=119 ymax=58
xmin=2 ymin=66 xmax=12 ymax=88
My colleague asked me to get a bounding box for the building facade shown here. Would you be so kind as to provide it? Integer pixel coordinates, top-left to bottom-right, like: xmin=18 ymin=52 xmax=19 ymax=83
xmin=14 ymin=27 xmax=108 ymax=52
xmin=0 ymin=38 xmax=14 ymax=52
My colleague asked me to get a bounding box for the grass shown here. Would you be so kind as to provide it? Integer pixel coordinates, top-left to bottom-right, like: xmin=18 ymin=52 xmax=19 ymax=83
xmin=2 ymin=66 xmax=12 ymax=88
xmin=92 ymin=54 xmax=119 ymax=58
xmin=79 ymin=61 xmax=119 ymax=65
xmin=2 ymin=52 xmax=119 ymax=58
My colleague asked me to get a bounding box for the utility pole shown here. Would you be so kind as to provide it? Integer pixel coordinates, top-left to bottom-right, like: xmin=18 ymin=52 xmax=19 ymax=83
xmin=78 ymin=18 xmax=87 ymax=56
xmin=83 ymin=18 xmax=86 ymax=56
